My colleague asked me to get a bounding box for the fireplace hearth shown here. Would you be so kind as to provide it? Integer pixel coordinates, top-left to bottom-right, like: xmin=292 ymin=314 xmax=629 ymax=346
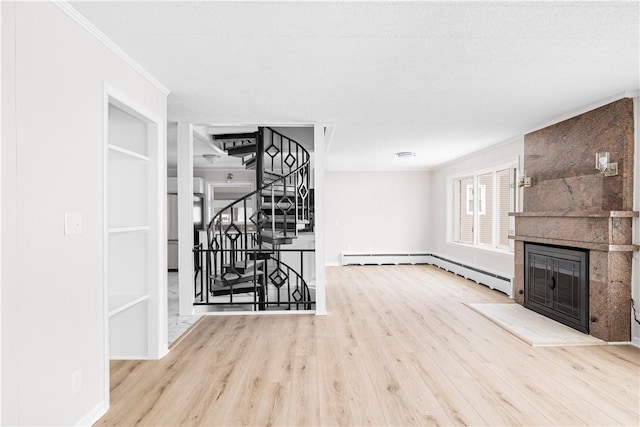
xmin=524 ymin=243 xmax=589 ymax=333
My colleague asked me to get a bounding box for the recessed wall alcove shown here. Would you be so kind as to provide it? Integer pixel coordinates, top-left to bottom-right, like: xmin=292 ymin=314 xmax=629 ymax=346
xmin=511 ymin=98 xmax=638 ymax=342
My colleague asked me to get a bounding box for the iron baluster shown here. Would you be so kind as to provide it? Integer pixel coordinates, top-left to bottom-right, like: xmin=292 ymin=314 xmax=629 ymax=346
xmin=200 ymin=244 xmax=204 ymax=301
xmin=294 ymin=171 xmax=299 ymax=238
xmin=287 ymin=137 xmax=292 ymax=175
xmin=279 ymin=134 xmax=284 ymax=178
xmin=271 ymin=185 xmax=276 ymax=237
xmin=283 ymin=175 xmax=289 ymax=238
xmin=243 ymin=198 xmax=248 ymax=269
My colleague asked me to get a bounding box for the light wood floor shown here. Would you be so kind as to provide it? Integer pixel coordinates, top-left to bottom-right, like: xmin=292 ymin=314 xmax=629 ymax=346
xmin=96 ymin=265 xmax=640 ymax=426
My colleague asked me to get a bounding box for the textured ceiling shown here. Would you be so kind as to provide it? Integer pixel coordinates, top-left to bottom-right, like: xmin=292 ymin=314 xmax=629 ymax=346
xmin=71 ymin=1 xmax=640 ymax=170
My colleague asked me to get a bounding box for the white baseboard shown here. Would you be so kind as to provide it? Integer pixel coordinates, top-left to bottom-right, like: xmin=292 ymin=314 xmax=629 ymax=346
xmin=427 ymin=254 xmax=513 ymax=297
xmin=76 ymin=401 xmax=108 ymax=426
xmin=341 ymin=252 xmax=431 ymax=266
xmin=340 ymin=251 xmax=513 ymax=297
xmin=325 ymin=261 xmax=342 ymax=267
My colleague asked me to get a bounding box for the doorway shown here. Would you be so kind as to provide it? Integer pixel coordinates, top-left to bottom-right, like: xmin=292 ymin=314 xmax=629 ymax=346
xmin=206 ymin=181 xmax=255 ymax=227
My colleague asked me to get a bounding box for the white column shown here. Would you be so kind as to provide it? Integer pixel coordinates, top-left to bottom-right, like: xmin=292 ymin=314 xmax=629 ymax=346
xmin=1 ymin=3 xmax=19 ymax=421
xmin=313 ymin=123 xmax=327 ymax=315
xmin=177 ymin=122 xmax=194 ymax=316
xmin=148 ymin=119 xmax=169 ymax=358
xmin=0 ymin=1 xmax=4 ymax=419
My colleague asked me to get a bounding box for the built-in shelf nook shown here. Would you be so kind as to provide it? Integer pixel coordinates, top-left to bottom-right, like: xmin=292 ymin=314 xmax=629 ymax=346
xmin=105 ymin=90 xmax=166 ymax=359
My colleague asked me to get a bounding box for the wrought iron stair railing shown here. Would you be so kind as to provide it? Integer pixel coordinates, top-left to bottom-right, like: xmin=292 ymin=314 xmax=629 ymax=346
xmin=196 ymin=127 xmax=314 ymax=311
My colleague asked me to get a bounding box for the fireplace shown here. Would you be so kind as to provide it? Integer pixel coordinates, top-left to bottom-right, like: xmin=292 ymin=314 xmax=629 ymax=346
xmin=524 ymin=243 xmax=589 ymax=333
xmin=509 ymin=99 xmax=638 ymax=342
xmin=512 ymin=212 xmax=636 ymax=341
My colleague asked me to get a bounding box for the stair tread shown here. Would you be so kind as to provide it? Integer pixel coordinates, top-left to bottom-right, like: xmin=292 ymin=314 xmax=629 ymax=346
xmin=227 ymin=144 xmax=257 ymax=157
xmin=210 ymin=282 xmax=257 ymax=291
xmin=248 ymin=252 xmax=273 ymax=260
xmin=260 ymin=230 xmax=294 ymax=237
xmin=260 ymin=230 xmax=294 ymax=245
xmin=260 ymin=202 xmax=304 ymax=209
xmin=263 ymin=216 xmax=308 ymax=231
xmin=213 ymin=132 xmax=258 ymax=140
xmin=210 ymin=283 xmax=261 ymax=297
xmin=211 ymin=270 xmax=263 ymax=286
xmin=245 ymin=246 xmax=274 ymax=260
xmin=265 ymin=215 xmax=310 ymax=223
xmin=221 ymin=260 xmax=261 ymax=273
xmin=272 ymin=224 xmax=307 ymax=231
xmin=269 ymin=184 xmax=296 ymax=191
xmin=264 ymin=190 xmax=300 ymax=198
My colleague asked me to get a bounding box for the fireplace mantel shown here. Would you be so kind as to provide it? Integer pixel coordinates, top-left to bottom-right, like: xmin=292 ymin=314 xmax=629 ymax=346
xmin=510 ymin=210 xmax=638 ymax=218
xmin=509 ymin=210 xmax=639 ymax=252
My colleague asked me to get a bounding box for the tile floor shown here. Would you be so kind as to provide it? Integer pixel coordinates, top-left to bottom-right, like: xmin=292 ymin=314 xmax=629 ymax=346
xmin=167 ymin=272 xmax=201 ymax=346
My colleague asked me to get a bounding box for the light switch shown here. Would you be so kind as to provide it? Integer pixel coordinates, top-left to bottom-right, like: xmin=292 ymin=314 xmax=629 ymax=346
xmin=65 ymin=212 xmax=83 ymax=236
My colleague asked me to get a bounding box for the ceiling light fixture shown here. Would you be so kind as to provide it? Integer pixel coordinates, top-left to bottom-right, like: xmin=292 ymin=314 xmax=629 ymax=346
xmin=396 ymin=151 xmax=416 ymax=158
xmin=202 ymin=154 xmax=220 ymax=164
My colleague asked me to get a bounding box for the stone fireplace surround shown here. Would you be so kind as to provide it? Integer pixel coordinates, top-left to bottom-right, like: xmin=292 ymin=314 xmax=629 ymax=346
xmin=511 ymin=98 xmax=638 ymax=342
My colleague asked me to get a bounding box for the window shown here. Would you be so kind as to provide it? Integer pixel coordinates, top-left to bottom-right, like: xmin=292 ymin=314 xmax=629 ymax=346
xmin=207 ymin=182 xmax=255 ymax=225
xmin=466 ymin=184 xmax=486 ymax=215
xmin=454 ymin=165 xmax=516 ymax=251
xmin=457 ymin=177 xmax=474 ymax=244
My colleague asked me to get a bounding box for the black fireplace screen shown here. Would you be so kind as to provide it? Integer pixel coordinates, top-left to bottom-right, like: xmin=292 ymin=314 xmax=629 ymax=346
xmin=524 ymin=243 xmax=589 ymax=333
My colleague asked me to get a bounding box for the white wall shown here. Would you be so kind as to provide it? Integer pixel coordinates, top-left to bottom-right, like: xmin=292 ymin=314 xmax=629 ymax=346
xmin=429 ymin=140 xmax=523 ymax=277
xmin=1 ymin=2 xmax=167 ymax=425
xmin=324 ymin=170 xmax=431 ymax=265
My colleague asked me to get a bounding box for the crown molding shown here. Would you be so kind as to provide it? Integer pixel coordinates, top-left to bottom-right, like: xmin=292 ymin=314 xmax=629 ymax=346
xmin=52 ymin=0 xmax=170 ymax=96
xmin=432 ymin=135 xmax=523 ymax=172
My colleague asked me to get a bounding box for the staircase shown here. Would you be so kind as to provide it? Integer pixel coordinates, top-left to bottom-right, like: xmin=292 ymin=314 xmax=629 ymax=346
xmin=194 ymin=127 xmax=314 ymax=311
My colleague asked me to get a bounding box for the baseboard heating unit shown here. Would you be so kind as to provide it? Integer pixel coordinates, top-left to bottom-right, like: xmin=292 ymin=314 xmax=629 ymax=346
xmin=341 ymin=252 xmax=513 ymax=297
xmin=341 ymin=253 xmax=432 ymax=266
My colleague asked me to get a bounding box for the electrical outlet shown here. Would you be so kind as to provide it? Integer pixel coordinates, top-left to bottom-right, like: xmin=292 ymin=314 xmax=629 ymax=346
xmin=71 ymin=369 xmax=82 ymax=394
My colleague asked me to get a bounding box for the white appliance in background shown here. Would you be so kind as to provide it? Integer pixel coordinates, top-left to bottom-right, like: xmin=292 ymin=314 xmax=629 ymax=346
xmin=167 ymin=177 xmax=206 ymax=271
